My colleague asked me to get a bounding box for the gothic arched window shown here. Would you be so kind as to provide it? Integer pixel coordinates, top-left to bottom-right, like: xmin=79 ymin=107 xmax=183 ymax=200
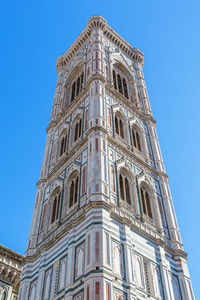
xmin=71 ymin=82 xmax=76 ymax=102
xmin=119 ymin=172 xmax=131 ymax=205
xmin=112 ymin=69 xmax=129 ymax=99
xmin=71 ymin=72 xmax=84 ymax=102
xmin=115 ymin=114 xmax=124 ymax=139
xmin=51 ymin=192 xmax=61 ymax=224
xmin=60 ymin=133 xmax=68 ymax=157
xmin=132 ymin=127 xmax=141 ymax=151
xmin=69 ymin=175 xmax=79 ymax=208
xmin=140 ymin=186 xmax=152 ymax=219
xmin=1 ymin=291 xmax=6 ymax=300
xmin=74 ymin=119 xmax=82 ymax=143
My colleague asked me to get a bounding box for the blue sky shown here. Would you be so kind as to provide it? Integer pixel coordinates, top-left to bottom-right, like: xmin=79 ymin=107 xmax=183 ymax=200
xmin=0 ymin=0 xmax=199 ymax=297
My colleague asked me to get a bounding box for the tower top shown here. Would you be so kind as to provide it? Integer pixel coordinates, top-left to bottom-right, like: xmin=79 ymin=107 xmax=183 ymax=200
xmin=56 ymin=15 xmax=144 ymax=73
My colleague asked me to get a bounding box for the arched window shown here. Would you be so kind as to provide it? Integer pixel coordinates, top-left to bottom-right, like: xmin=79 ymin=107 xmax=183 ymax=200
xmin=51 ymin=192 xmax=61 ymax=224
xmin=29 ymin=283 xmax=36 ymax=300
xmin=115 ymin=114 xmax=124 ymax=139
xmin=113 ymin=245 xmax=122 ymax=275
xmin=134 ymin=255 xmax=144 ymax=287
xmin=71 ymin=72 xmax=84 ymax=102
xmin=119 ymin=172 xmax=131 ymax=205
xmin=1 ymin=291 xmax=6 ymax=300
xmin=69 ymin=175 xmax=79 ymax=208
xmin=71 ymin=82 xmax=76 ymax=102
xmin=60 ymin=133 xmax=67 ymax=157
xmin=123 ymin=78 xmax=128 ymax=99
xmin=74 ymin=119 xmax=82 ymax=142
xmin=76 ymin=246 xmax=84 ymax=277
xmin=40 ymin=202 xmax=47 ymax=231
xmin=140 ymin=186 xmax=152 ymax=219
xmin=132 ymin=127 xmax=141 ymax=151
xmin=117 ymin=74 xmax=123 ymax=94
xmin=112 ymin=69 xmax=129 ymax=99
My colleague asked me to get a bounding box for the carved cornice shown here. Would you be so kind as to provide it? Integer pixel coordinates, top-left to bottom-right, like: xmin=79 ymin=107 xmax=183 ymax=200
xmin=56 ymin=15 xmax=144 ymax=73
xmin=107 ymin=135 xmax=168 ymax=179
xmin=0 ymin=245 xmax=24 ymax=264
xmin=47 ymin=72 xmax=155 ymax=133
xmin=24 ymin=201 xmax=188 ymax=265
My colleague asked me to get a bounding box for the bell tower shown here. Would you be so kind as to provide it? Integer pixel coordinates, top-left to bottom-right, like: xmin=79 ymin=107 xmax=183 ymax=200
xmin=19 ymin=16 xmax=194 ymax=300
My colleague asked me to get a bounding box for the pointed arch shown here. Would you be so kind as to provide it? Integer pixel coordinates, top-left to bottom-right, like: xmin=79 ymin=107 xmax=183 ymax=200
xmin=112 ymin=61 xmax=133 ymax=100
xmin=64 ymin=62 xmax=85 ymax=106
xmin=140 ymin=182 xmax=153 ymax=219
xmin=132 ymin=124 xmax=142 ymax=152
xmin=64 ymin=170 xmax=80 ymax=213
xmin=1 ymin=291 xmax=6 ymax=300
xmin=49 ymin=186 xmax=61 ymax=225
xmin=58 ymin=128 xmax=68 ymax=158
xmin=76 ymin=246 xmax=84 ymax=277
xmin=114 ymin=110 xmax=127 ymax=141
xmin=72 ymin=114 xmax=83 ymax=144
xmin=40 ymin=202 xmax=47 ymax=231
xmin=113 ymin=243 xmax=123 ymax=276
xmin=118 ymin=167 xmax=134 ymax=206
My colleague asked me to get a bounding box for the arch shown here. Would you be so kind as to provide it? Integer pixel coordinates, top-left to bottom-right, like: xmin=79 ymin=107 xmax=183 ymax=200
xmin=112 ymin=61 xmax=133 ymax=100
xmin=64 ymin=170 xmax=80 ymax=212
xmin=1 ymin=291 xmax=6 ymax=300
xmin=118 ymin=167 xmax=133 ymax=206
xmin=40 ymin=202 xmax=47 ymax=231
xmin=134 ymin=255 xmax=144 ymax=287
xmin=140 ymin=182 xmax=153 ymax=219
xmin=59 ymin=257 xmax=67 ymax=290
xmin=49 ymin=186 xmax=61 ymax=225
xmin=131 ymin=121 xmax=150 ymax=158
xmin=172 ymin=275 xmax=181 ymax=300
xmin=64 ymin=62 xmax=85 ymax=106
xmin=131 ymin=123 xmax=142 ymax=152
xmin=72 ymin=114 xmax=83 ymax=144
xmin=29 ymin=283 xmax=36 ymax=300
xmin=114 ymin=110 xmax=127 ymax=141
xmin=113 ymin=244 xmax=123 ymax=276
xmin=43 ymin=269 xmax=52 ymax=300
xmin=58 ymin=128 xmax=68 ymax=158
xmin=76 ymin=247 xmax=84 ymax=277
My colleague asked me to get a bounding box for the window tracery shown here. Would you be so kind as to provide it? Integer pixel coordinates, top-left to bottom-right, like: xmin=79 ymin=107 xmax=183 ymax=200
xmin=69 ymin=175 xmax=79 ymax=208
xmin=51 ymin=192 xmax=61 ymax=224
xmin=132 ymin=127 xmax=141 ymax=151
xmin=74 ymin=118 xmax=82 ymax=143
xmin=118 ymin=172 xmax=131 ymax=205
xmin=60 ymin=133 xmax=68 ymax=157
xmin=115 ymin=114 xmax=124 ymax=139
xmin=71 ymin=71 xmax=84 ymax=102
xmin=1 ymin=291 xmax=6 ymax=300
xmin=112 ymin=69 xmax=129 ymax=99
xmin=140 ymin=185 xmax=152 ymax=219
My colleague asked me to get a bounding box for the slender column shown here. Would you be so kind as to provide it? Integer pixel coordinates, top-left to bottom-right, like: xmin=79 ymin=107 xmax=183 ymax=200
xmin=160 ymin=175 xmax=183 ymax=249
xmin=147 ymin=120 xmax=165 ymax=172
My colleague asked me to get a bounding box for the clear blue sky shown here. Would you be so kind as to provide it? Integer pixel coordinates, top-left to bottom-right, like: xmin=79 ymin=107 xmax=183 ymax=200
xmin=0 ymin=0 xmax=199 ymax=298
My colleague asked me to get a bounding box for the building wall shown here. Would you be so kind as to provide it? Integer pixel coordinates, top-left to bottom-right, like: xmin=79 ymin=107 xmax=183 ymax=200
xmin=0 ymin=245 xmax=23 ymax=300
xmin=19 ymin=16 xmax=194 ymax=300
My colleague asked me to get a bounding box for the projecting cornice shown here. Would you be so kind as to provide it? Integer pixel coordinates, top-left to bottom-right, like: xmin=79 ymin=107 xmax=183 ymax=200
xmin=56 ymin=15 xmax=144 ymax=73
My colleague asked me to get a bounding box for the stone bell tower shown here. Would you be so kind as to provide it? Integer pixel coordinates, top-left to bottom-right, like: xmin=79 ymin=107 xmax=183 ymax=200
xmin=19 ymin=16 xmax=194 ymax=300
